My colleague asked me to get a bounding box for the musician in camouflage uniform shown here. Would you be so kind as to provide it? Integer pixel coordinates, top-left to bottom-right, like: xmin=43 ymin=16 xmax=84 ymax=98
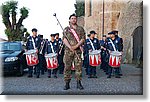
xmin=63 ymin=14 xmax=86 ymax=90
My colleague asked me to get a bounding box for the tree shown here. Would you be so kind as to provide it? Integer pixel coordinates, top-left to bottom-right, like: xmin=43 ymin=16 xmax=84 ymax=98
xmin=1 ymin=0 xmax=29 ymax=41
xmin=74 ymin=0 xmax=85 ymax=17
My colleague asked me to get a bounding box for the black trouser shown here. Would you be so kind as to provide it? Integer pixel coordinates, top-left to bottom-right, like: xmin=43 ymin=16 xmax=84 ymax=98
xmin=100 ymin=50 xmax=108 ymax=71
xmin=28 ymin=63 xmax=40 ymax=77
xmin=39 ymin=54 xmax=46 ymax=74
xmin=108 ymin=66 xmax=120 ymax=77
xmin=88 ymin=66 xmax=96 ymax=76
xmin=57 ymin=54 xmax=64 ymax=74
xmin=48 ymin=68 xmax=58 ymax=76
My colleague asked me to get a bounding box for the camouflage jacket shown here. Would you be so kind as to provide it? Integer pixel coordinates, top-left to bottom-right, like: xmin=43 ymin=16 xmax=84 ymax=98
xmin=62 ymin=25 xmax=86 ymax=51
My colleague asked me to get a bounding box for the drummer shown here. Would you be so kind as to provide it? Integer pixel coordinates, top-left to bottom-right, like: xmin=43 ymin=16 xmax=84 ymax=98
xmin=85 ymin=30 xmax=100 ymax=78
xmin=25 ymin=28 xmax=41 ymax=78
xmin=106 ymin=31 xmax=122 ymax=78
xmin=45 ymin=34 xmax=58 ymax=78
xmin=112 ymin=30 xmax=123 ymax=76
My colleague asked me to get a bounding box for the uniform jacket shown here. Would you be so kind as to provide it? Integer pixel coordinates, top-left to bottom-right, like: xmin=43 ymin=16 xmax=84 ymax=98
xmin=26 ymin=36 xmax=41 ymax=50
xmin=106 ymin=37 xmax=123 ymax=52
xmin=45 ymin=40 xmax=58 ymax=54
xmin=85 ymin=38 xmax=100 ymax=54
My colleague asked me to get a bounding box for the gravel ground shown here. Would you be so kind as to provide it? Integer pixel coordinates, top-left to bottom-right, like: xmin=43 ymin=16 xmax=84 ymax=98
xmin=1 ymin=64 xmax=143 ymax=95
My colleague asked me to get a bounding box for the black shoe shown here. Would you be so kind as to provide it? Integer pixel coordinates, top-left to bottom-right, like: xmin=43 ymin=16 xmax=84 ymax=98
xmin=36 ymin=75 xmax=40 ymax=78
xmin=119 ymin=74 xmax=123 ymax=76
xmin=48 ymin=76 xmax=51 ymax=78
xmin=88 ymin=75 xmax=92 ymax=78
xmin=93 ymin=75 xmax=98 ymax=78
xmin=107 ymin=75 xmax=111 ymax=78
xmin=115 ymin=76 xmax=121 ymax=78
xmin=54 ymin=75 xmax=57 ymax=78
xmin=64 ymin=80 xmax=70 ymax=90
xmin=77 ymin=80 xmax=84 ymax=90
xmin=28 ymin=75 xmax=33 ymax=78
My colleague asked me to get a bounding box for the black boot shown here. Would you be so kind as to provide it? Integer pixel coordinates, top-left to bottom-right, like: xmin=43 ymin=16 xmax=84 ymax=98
xmin=77 ymin=80 xmax=84 ymax=90
xmin=64 ymin=80 xmax=70 ymax=90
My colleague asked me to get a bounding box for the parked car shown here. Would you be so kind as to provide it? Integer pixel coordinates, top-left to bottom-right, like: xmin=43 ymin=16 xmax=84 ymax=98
xmin=0 ymin=41 xmax=26 ymax=76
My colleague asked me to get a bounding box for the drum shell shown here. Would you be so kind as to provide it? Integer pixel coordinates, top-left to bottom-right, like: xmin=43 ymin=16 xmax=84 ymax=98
xmin=45 ymin=53 xmax=58 ymax=69
xmin=89 ymin=50 xmax=101 ymax=66
xmin=24 ymin=50 xmax=39 ymax=66
xmin=109 ymin=51 xmax=122 ymax=68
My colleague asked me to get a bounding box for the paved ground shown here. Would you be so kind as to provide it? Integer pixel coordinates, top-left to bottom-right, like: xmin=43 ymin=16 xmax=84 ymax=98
xmin=1 ymin=64 xmax=143 ymax=95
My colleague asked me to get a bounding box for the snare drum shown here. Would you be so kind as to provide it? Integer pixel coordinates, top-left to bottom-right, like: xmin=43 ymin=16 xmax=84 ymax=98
xmin=45 ymin=53 xmax=58 ymax=69
xmin=24 ymin=49 xmax=39 ymax=66
xmin=109 ymin=51 xmax=122 ymax=67
xmin=89 ymin=50 xmax=101 ymax=66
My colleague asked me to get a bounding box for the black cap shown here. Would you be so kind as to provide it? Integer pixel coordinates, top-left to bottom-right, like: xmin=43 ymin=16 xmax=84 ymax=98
xmin=87 ymin=34 xmax=91 ymax=37
xmin=50 ymin=34 xmax=55 ymax=37
xmin=102 ymin=35 xmax=107 ymax=37
xmin=90 ymin=30 xmax=97 ymax=34
xmin=108 ymin=31 xmax=115 ymax=35
xmin=69 ymin=14 xmax=77 ymax=20
xmin=55 ymin=33 xmax=59 ymax=36
xmin=32 ymin=28 xmax=37 ymax=32
xmin=39 ymin=35 xmax=43 ymax=38
xmin=112 ymin=30 xmax=118 ymax=34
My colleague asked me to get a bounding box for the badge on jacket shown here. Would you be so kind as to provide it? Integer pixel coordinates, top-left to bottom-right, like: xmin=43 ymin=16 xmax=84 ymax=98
xmin=94 ymin=40 xmax=97 ymax=43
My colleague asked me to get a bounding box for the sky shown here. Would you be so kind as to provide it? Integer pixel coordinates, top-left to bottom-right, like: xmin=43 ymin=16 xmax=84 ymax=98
xmin=0 ymin=0 xmax=76 ymax=40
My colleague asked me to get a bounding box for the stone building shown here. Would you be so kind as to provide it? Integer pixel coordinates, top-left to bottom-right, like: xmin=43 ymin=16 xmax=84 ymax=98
xmin=84 ymin=0 xmax=143 ymax=65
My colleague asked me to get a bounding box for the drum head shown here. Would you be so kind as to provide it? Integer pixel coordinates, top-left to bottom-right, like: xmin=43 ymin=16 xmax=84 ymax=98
xmin=24 ymin=49 xmax=37 ymax=55
xmin=45 ymin=53 xmax=57 ymax=58
xmin=89 ymin=50 xmax=101 ymax=55
xmin=110 ymin=51 xmax=122 ymax=56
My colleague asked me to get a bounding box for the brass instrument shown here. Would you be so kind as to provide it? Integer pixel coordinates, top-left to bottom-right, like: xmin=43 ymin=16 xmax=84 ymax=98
xmin=39 ymin=40 xmax=46 ymax=54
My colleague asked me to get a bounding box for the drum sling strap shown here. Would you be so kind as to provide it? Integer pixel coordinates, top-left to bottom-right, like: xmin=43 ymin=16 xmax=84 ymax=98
xmin=31 ymin=37 xmax=36 ymax=49
xmin=50 ymin=41 xmax=55 ymax=53
xmin=88 ymin=38 xmax=96 ymax=51
xmin=109 ymin=39 xmax=117 ymax=51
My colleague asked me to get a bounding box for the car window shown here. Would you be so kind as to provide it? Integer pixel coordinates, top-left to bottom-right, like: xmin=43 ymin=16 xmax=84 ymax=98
xmin=0 ymin=42 xmax=21 ymax=51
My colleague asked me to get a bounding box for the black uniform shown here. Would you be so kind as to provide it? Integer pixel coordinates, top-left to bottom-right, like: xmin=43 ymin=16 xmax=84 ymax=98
xmin=55 ymin=38 xmax=65 ymax=74
xmin=39 ymin=38 xmax=47 ymax=75
xmin=26 ymin=35 xmax=41 ymax=78
xmin=100 ymin=39 xmax=108 ymax=74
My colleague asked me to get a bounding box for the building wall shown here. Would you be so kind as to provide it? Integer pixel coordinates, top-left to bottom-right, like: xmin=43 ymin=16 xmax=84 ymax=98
xmin=84 ymin=0 xmax=123 ymax=39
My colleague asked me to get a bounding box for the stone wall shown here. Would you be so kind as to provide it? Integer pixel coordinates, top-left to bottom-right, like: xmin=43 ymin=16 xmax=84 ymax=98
xmin=117 ymin=0 xmax=143 ymax=63
xmin=84 ymin=0 xmax=123 ymax=39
